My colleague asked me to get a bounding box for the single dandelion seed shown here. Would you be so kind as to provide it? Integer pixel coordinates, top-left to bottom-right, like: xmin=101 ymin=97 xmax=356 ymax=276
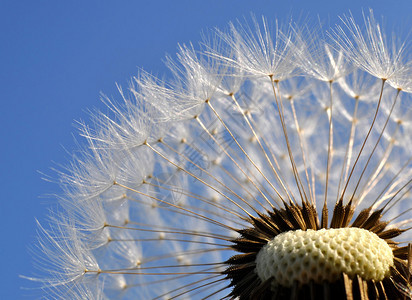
xmin=28 ymin=10 xmax=411 ymax=300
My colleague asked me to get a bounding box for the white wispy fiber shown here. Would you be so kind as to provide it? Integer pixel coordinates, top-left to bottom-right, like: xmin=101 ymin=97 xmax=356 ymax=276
xmin=28 ymin=10 xmax=411 ymax=299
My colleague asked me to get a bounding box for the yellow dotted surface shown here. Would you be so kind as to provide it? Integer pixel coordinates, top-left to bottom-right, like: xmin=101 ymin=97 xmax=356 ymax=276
xmin=255 ymin=227 xmax=394 ymax=287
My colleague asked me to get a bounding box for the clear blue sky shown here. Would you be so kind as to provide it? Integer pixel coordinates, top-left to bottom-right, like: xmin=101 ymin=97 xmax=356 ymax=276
xmin=1 ymin=0 xmax=411 ymax=298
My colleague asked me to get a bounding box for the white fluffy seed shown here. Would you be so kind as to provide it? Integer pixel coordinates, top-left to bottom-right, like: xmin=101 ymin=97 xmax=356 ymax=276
xmin=255 ymin=228 xmax=394 ymax=288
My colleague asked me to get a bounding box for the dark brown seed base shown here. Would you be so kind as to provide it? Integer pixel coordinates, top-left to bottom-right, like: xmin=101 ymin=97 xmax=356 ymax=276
xmin=223 ymin=200 xmax=412 ymax=299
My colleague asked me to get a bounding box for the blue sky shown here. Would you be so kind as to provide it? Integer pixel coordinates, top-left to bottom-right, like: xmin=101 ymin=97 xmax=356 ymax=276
xmin=1 ymin=0 xmax=411 ymax=298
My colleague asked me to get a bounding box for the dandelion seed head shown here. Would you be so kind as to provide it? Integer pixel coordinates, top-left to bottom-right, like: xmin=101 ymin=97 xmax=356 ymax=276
xmin=27 ymin=9 xmax=412 ymax=299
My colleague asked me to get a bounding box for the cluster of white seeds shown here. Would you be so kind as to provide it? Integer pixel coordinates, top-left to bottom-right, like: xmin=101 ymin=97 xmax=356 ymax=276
xmin=255 ymin=228 xmax=394 ymax=288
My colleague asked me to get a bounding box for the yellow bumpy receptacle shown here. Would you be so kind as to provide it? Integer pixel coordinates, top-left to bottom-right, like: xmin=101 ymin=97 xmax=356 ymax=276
xmin=255 ymin=227 xmax=394 ymax=288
